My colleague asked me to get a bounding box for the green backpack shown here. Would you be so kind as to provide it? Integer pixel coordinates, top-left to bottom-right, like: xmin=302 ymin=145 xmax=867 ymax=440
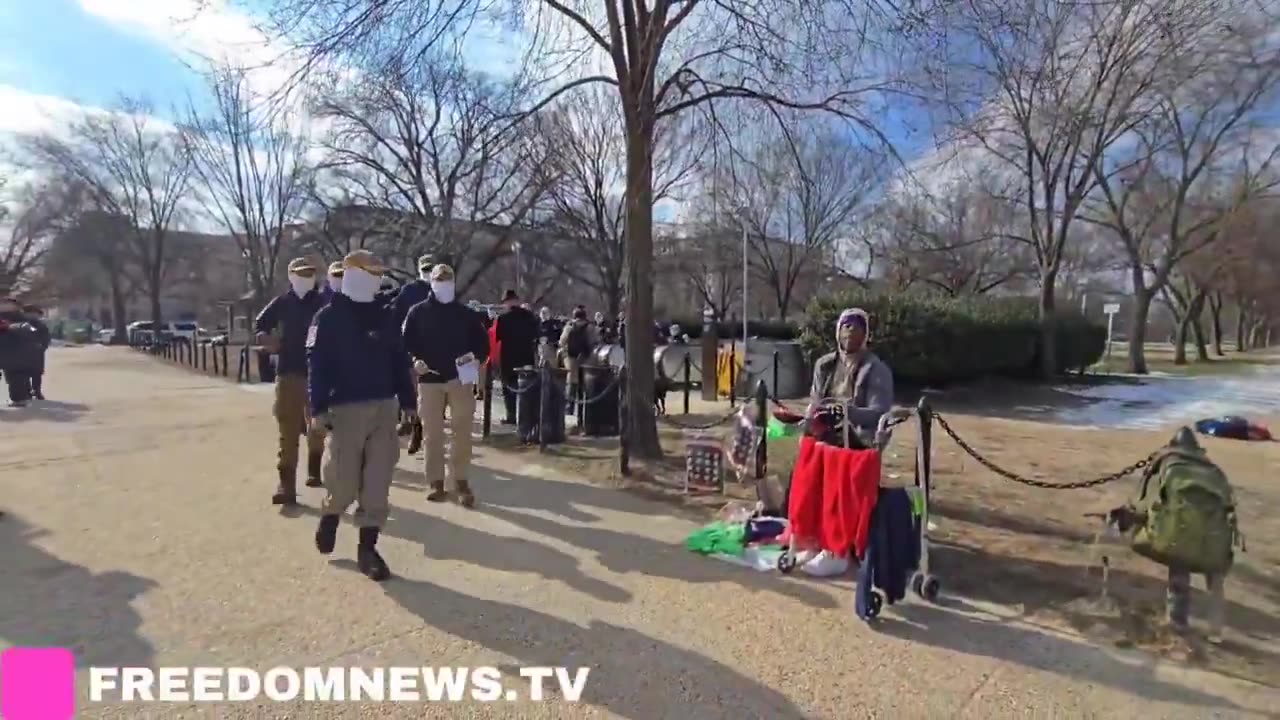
xmin=1131 ymin=447 xmax=1239 ymax=574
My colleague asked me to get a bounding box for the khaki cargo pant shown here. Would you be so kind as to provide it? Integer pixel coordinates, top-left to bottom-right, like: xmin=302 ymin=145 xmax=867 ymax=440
xmin=320 ymin=398 xmax=400 ymax=528
xmin=419 ymin=380 xmax=477 ymax=492
xmin=274 ymin=374 xmax=326 ymax=472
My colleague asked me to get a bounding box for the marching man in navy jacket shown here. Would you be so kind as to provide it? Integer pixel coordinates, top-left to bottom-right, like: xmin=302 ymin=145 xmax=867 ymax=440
xmin=307 ymin=249 xmax=417 ymax=581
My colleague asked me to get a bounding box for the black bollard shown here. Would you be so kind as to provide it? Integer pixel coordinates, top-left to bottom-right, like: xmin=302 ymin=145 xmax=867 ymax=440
xmin=618 ymin=366 xmax=630 ymax=476
xmin=576 ymin=363 xmax=586 ymax=430
xmin=201 ymin=343 xmax=208 ymax=371
xmin=682 ymin=354 xmax=691 ymax=415
xmin=754 ymin=379 xmax=768 ymax=480
xmin=915 ymin=396 xmax=934 ymax=577
xmin=482 ymin=364 xmax=493 ymax=438
xmin=771 ymin=351 xmax=779 ymax=401
xmin=539 ymin=366 xmax=550 ymax=453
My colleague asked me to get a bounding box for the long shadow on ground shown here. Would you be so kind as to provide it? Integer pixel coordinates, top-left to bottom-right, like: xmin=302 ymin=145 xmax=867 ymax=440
xmin=0 ymin=512 xmax=156 ymax=667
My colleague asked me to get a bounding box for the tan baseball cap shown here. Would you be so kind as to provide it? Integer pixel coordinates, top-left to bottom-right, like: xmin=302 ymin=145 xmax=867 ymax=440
xmin=417 ymin=254 xmax=434 ymax=271
xmin=328 ymin=261 xmax=345 ymax=276
xmin=343 ymin=249 xmax=386 ymax=274
xmin=287 ymin=257 xmax=316 ymax=274
xmin=429 ymin=263 xmax=455 ymax=281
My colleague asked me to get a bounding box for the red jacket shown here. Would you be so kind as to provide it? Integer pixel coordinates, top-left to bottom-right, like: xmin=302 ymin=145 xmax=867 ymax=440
xmin=487 ymin=323 xmax=501 ymax=369
xmin=787 ymin=436 xmax=881 ymax=558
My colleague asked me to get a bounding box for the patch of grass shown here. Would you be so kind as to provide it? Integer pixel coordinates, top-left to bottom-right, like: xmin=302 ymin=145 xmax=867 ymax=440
xmin=1090 ymin=346 xmax=1277 ymax=377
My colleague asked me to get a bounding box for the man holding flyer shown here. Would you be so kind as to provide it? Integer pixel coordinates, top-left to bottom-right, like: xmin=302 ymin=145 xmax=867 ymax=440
xmin=401 ymin=264 xmax=490 ymax=507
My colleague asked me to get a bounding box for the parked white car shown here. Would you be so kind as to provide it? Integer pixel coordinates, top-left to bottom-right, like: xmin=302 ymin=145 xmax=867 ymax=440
xmin=127 ymin=320 xmax=201 ymax=344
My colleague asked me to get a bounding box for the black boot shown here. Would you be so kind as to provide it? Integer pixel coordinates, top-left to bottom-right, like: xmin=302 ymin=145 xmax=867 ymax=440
xmin=407 ymin=419 xmax=423 ymax=455
xmin=315 ymin=514 xmax=339 ymax=554
xmin=305 ymin=453 xmax=323 ymax=488
xmin=426 ymin=482 xmax=449 ymax=503
xmin=357 ymin=526 xmax=390 ymax=581
xmin=272 ymin=468 xmax=297 ymax=505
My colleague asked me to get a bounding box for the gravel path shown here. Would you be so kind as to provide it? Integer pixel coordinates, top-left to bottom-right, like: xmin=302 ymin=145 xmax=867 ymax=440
xmin=1 ymin=347 xmax=1275 ymax=718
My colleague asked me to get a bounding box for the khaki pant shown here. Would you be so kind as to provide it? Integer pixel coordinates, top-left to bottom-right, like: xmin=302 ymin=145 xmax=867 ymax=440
xmin=320 ymin=398 xmax=400 ymax=528
xmin=274 ymin=374 xmax=325 ymax=472
xmin=419 ymin=380 xmax=477 ymax=491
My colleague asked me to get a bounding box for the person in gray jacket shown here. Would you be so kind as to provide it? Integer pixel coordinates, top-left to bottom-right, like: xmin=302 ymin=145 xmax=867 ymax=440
xmin=807 ymin=308 xmax=893 ymax=447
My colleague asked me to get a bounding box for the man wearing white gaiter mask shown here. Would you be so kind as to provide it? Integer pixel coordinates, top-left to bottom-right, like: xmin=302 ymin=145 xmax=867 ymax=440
xmin=401 ymin=264 xmax=490 ymax=506
xmin=308 ymin=250 xmax=418 ymax=581
xmin=253 ymin=257 xmax=326 ymax=505
xmin=389 ymin=254 xmax=435 ymax=455
xmin=321 ymin=261 xmax=344 ymax=305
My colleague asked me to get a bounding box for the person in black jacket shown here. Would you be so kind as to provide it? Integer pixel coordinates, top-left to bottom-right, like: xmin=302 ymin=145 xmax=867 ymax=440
xmin=391 ymin=254 xmax=434 ymax=454
xmin=255 ymin=257 xmax=328 ymax=504
xmin=402 ymin=264 xmax=489 ymax=506
xmin=308 ymin=250 xmax=417 ymax=581
xmin=0 ymin=296 xmax=42 ymax=408
xmin=494 ymin=289 xmax=539 ymax=424
xmin=22 ymin=305 xmax=50 ymax=400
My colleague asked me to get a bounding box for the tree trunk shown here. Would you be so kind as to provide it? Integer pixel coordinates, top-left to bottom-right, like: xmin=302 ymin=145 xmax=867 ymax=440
xmin=1190 ymin=296 xmax=1209 ymax=362
xmin=1173 ymin=315 xmax=1191 ymax=365
xmin=1236 ymin=308 xmax=1248 ymax=352
xmin=109 ymin=276 xmax=128 ymax=342
xmin=1208 ymin=292 xmax=1225 ymax=356
xmin=1126 ymin=290 xmax=1152 ymax=374
xmin=621 ymin=113 xmax=661 ymax=460
xmin=1038 ymin=273 xmax=1059 ymax=379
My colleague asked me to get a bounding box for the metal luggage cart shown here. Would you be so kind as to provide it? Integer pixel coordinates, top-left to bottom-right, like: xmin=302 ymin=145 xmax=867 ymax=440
xmin=776 ymin=399 xmax=941 ymax=612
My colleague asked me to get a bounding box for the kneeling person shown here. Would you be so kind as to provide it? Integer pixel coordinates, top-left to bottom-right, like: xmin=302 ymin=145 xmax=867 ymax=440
xmin=308 ymin=250 xmax=418 ymax=581
xmin=402 ymin=264 xmax=489 ymax=506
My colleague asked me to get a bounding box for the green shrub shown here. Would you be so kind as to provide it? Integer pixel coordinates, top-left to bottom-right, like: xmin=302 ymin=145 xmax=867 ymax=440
xmin=800 ymin=290 xmax=1105 ymax=385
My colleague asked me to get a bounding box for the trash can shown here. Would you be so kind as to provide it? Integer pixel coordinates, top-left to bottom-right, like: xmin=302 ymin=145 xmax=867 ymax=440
xmin=581 ymin=365 xmax=619 ymax=437
xmin=516 ymin=367 xmax=567 ymax=444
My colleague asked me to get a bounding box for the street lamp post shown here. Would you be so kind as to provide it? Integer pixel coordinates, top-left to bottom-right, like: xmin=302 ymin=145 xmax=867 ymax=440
xmin=741 ymin=223 xmax=749 ymax=366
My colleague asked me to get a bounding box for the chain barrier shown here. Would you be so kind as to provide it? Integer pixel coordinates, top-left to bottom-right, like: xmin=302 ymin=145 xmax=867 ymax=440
xmin=933 ymin=413 xmax=1156 ymax=490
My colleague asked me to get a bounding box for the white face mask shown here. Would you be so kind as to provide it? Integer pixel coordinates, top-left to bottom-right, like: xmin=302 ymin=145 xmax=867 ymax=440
xmin=329 ymin=274 xmax=342 ymax=292
xmin=419 ymin=269 xmax=432 ymax=282
xmin=289 ymin=273 xmax=315 ymax=297
xmin=431 ymin=280 xmax=456 ymax=304
xmin=541 ymin=312 xmax=551 ymax=321
xmin=594 ymin=313 xmax=604 ymax=324
xmin=341 ymin=267 xmax=380 ymax=303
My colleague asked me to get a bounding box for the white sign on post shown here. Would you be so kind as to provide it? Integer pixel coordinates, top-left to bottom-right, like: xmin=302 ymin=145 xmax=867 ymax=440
xmin=1103 ymin=303 xmax=1120 ymax=359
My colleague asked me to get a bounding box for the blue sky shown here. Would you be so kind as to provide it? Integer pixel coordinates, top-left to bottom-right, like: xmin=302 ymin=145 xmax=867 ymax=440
xmin=0 ymin=0 xmax=200 ymax=108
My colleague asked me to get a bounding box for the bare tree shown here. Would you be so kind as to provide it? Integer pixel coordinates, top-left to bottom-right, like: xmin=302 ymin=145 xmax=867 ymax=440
xmin=310 ymin=54 xmax=549 ymax=295
xmin=184 ymin=64 xmax=314 ymax=307
xmin=1081 ymin=4 xmax=1280 ymax=373
xmin=939 ymin=0 xmax=1189 ymax=377
xmin=534 ymin=85 xmax=702 ymax=315
xmin=42 ymin=208 xmax=137 ymax=340
xmin=706 ymin=121 xmax=882 ymax=318
xmin=0 ymin=178 xmax=86 ymax=295
xmin=875 ymin=179 xmax=1031 ymax=296
xmin=234 ymin=0 xmax=912 ymax=459
xmin=20 ymin=97 xmax=194 ymax=326
xmin=664 ymin=226 xmax=743 ymax=319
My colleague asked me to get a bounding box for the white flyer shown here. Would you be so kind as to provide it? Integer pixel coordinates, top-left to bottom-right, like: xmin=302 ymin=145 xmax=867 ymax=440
xmin=457 ymin=359 xmax=480 ymax=385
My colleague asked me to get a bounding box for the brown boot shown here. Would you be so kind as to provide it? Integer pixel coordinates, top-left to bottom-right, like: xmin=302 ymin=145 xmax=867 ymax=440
xmin=272 ymin=468 xmax=297 ymax=505
xmin=305 ymin=453 xmax=323 ymax=488
xmin=426 ymin=481 xmax=449 ymax=503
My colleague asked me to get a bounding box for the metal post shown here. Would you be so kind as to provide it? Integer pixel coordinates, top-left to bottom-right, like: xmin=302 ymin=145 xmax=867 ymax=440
xmin=916 ymin=396 xmax=934 ymax=577
xmin=771 ymin=351 xmax=779 ymax=401
xmin=741 ymin=223 xmax=749 ymax=369
xmin=618 ymin=366 xmax=630 ymax=476
xmin=728 ymin=337 xmax=737 ymax=407
xmin=482 ymin=364 xmax=493 ymax=438
xmin=754 ymin=379 xmax=768 ymax=480
xmin=576 ymin=364 xmax=586 ymax=430
xmin=538 ymin=366 xmax=550 ymax=453
xmin=221 ymin=344 xmax=229 ymax=377
xmin=201 ymin=343 xmax=208 ymax=371
xmin=682 ymin=354 xmax=691 ymax=414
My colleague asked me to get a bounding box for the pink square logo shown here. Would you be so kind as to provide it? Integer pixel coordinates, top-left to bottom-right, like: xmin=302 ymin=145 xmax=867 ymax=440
xmin=1 ymin=647 xmax=77 ymax=720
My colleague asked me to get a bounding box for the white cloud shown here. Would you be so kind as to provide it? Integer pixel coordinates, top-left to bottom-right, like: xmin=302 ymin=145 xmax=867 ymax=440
xmin=77 ymin=0 xmax=298 ymax=101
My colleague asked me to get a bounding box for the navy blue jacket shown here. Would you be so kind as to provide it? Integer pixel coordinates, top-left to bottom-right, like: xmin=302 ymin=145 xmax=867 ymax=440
xmin=402 ymin=298 xmax=490 ymax=384
xmin=306 ymin=294 xmax=416 ymax=416
xmin=392 ymin=279 xmax=433 ymax=331
xmin=254 ymin=289 xmax=324 ymax=376
xmin=855 ymin=488 xmax=920 ymax=621
xmin=319 ymin=286 xmax=335 ymax=306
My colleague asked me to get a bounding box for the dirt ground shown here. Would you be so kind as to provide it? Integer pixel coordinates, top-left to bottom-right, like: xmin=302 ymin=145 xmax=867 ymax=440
xmin=492 ymin=382 xmax=1280 ymax=689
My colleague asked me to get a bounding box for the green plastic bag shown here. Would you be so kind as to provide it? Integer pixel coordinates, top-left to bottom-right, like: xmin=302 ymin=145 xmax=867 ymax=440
xmin=685 ymin=522 xmax=747 ymax=556
xmin=766 ymin=416 xmax=799 ymax=440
